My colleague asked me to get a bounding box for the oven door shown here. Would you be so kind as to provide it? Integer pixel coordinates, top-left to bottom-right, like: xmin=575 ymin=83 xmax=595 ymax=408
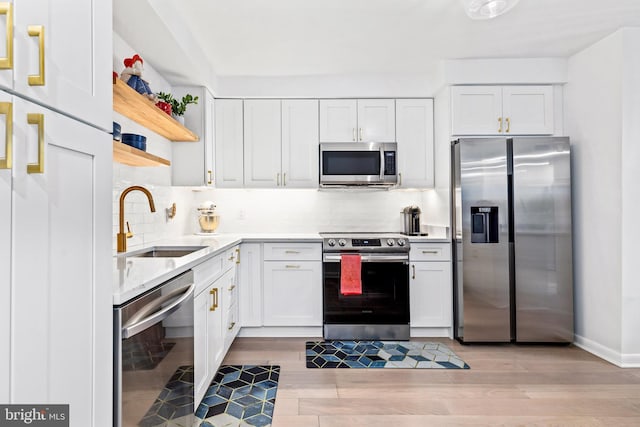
xmin=323 ymin=253 xmax=410 ymax=328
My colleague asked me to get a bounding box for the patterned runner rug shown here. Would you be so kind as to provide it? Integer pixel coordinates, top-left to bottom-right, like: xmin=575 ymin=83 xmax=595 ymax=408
xmin=306 ymin=341 xmax=470 ymax=369
xmin=196 ymin=365 xmax=280 ymax=427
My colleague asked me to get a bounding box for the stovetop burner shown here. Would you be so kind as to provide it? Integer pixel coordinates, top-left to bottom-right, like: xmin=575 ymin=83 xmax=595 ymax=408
xmin=320 ymin=232 xmax=410 ymax=253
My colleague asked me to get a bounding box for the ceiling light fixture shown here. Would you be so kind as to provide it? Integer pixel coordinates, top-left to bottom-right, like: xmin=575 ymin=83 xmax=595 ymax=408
xmin=461 ymin=0 xmax=520 ymax=20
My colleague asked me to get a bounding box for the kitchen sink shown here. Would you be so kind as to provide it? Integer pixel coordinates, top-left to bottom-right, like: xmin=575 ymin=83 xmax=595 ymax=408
xmin=125 ymin=246 xmax=207 ymax=258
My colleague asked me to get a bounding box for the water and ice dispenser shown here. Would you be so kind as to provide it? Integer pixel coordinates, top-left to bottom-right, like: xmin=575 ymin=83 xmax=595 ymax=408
xmin=470 ymin=207 xmax=499 ymax=243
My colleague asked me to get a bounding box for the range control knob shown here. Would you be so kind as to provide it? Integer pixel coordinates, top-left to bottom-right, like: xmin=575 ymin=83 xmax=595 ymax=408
xmin=338 ymin=239 xmax=347 ymax=247
xmin=386 ymin=239 xmax=395 ymax=246
xmin=327 ymin=239 xmax=336 ymax=247
xmin=397 ymin=239 xmax=406 ymax=247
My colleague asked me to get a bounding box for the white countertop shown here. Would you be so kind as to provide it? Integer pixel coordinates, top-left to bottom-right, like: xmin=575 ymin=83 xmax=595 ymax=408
xmin=113 ymin=232 xmax=449 ymax=305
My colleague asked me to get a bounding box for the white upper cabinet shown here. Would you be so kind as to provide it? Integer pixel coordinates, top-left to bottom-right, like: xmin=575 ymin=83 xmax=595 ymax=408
xmin=396 ymin=99 xmax=434 ymax=188
xmin=281 ymin=99 xmax=319 ymax=188
xmin=244 ymin=99 xmax=282 ymax=187
xmin=320 ymin=99 xmax=395 ymax=142
xmin=319 ymin=99 xmax=357 ymax=142
xmin=1 ymin=0 xmax=111 ymax=129
xmin=451 ymin=85 xmax=553 ymax=136
xmin=214 ymin=99 xmax=244 ymax=188
xmin=357 ymin=99 xmax=396 ymax=142
xmin=172 ymin=86 xmax=215 ymax=186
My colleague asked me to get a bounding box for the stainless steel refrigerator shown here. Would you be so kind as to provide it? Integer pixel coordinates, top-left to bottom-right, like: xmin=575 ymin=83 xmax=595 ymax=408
xmin=451 ymin=137 xmax=573 ymax=343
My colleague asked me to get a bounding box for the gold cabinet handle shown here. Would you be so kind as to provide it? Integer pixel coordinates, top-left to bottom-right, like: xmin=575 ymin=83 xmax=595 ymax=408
xmin=285 ymin=264 xmax=300 ymax=269
xmin=207 ymin=170 xmax=213 ymax=185
xmin=209 ymin=288 xmax=218 ymax=311
xmin=0 ymin=102 xmax=12 ymax=169
xmin=283 ymin=172 xmax=286 ymax=186
xmin=498 ymin=117 xmax=503 ymax=133
xmin=276 ymin=172 xmax=280 ymax=186
xmin=27 ymin=25 xmax=45 ymax=86
xmin=235 ymin=247 xmax=240 ymax=264
xmin=27 ymin=113 xmax=44 ymax=174
xmin=359 ymin=127 xmax=363 ymax=141
xmin=285 ymin=250 xmax=300 ymax=254
xmin=398 ymin=173 xmax=402 ymax=186
xmin=228 ymin=285 xmax=236 ymax=292
xmin=505 ymin=117 xmax=511 ymax=133
xmin=228 ymin=255 xmax=234 ymax=262
xmin=227 ymin=321 xmax=236 ymax=331
xmin=352 ymin=128 xmax=356 ymax=142
xmin=0 ymin=3 xmax=13 ymax=69
xmin=422 ymin=250 xmax=439 ymax=254
xmin=412 ymin=265 xmax=416 ymax=280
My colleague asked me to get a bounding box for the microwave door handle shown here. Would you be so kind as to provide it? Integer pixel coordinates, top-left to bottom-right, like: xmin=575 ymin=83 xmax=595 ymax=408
xmin=380 ymin=148 xmax=385 ymax=180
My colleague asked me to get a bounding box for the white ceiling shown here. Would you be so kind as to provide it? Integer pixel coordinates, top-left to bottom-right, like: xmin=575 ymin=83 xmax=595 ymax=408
xmin=114 ymin=0 xmax=640 ymax=82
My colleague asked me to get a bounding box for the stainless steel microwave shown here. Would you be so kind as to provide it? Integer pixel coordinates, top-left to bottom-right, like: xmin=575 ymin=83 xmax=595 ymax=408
xmin=319 ymin=142 xmax=398 ymax=187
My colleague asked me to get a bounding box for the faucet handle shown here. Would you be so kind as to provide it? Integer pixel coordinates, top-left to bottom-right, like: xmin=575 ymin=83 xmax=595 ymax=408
xmin=126 ymin=221 xmax=133 ymax=239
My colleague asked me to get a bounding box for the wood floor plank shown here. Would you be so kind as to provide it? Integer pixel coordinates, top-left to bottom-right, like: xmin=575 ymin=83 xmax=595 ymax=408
xmin=221 ymin=337 xmax=640 ymax=426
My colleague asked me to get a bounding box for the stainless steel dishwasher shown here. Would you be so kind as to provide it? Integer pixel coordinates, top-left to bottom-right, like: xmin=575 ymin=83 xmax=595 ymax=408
xmin=113 ymin=270 xmax=195 ymax=427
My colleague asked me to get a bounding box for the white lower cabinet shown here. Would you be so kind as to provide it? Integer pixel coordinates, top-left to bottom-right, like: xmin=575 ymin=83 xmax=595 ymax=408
xmin=7 ymin=95 xmax=111 ymax=424
xmin=263 ymin=261 xmax=322 ymax=326
xmin=262 ymin=242 xmax=322 ymax=326
xmin=239 ymin=243 xmax=263 ymax=327
xmin=410 ymin=243 xmax=453 ymax=328
xmin=193 ymin=246 xmax=239 ymax=406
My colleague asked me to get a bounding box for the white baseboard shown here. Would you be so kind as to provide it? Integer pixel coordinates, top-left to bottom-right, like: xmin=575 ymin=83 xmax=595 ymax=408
xmin=238 ymin=326 xmax=322 ymax=338
xmin=574 ymin=334 xmax=640 ymax=368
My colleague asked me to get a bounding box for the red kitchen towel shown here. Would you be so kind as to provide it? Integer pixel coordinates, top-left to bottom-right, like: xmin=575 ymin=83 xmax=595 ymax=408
xmin=340 ymin=254 xmax=362 ymax=295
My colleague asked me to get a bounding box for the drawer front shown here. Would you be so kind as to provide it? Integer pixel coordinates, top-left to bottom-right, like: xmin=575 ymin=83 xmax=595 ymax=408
xmin=193 ymin=254 xmax=225 ymax=294
xmin=410 ymin=243 xmax=451 ymax=262
xmin=263 ymin=242 xmax=322 ymax=261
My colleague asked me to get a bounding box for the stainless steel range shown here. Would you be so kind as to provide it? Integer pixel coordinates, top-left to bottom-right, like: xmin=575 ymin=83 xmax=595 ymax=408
xmin=320 ymin=233 xmax=411 ymax=340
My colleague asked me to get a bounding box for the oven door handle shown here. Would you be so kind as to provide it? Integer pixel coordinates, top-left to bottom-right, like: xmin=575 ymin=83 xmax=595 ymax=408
xmin=121 ymin=283 xmax=195 ymax=339
xmin=323 ymin=254 xmax=409 ymax=263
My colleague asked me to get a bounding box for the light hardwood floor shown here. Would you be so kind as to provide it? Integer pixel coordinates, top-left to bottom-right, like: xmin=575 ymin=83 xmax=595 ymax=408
xmin=221 ymin=337 xmax=640 ymax=427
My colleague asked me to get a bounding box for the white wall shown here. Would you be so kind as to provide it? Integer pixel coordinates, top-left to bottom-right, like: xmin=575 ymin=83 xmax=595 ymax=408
xmin=566 ymin=27 xmax=640 ymax=366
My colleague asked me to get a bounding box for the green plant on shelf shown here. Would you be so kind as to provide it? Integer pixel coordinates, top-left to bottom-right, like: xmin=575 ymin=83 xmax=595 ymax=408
xmin=156 ymin=92 xmax=199 ymax=116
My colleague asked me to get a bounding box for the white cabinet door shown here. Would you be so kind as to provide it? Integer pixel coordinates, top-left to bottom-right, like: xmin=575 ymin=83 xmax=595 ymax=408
xmin=410 ymin=261 xmax=452 ymax=327
xmin=451 ymin=86 xmax=554 ymax=136
xmin=263 ymin=261 xmax=322 ymax=326
xmin=11 ymin=96 xmax=111 ymax=425
xmin=451 ymin=86 xmax=502 ymax=135
xmin=244 ymin=99 xmax=281 ymax=187
xmin=281 ymin=99 xmax=319 ymax=188
xmin=319 ymin=99 xmax=357 ymax=142
xmin=502 ymin=86 xmax=554 ymax=135
xmin=11 ymin=0 xmax=111 ymax=129
xmin=0 ymin=91 xmax=11 ymax=402
xmin=172 ymin=87 xmax=215 ymax=186
xmin=357 ymin=99 xmax=395 ymax=142
xmin=215 ymin=99 xmax=244 ymax=187
xmin=396 ymin=99 xmax=434 ymax=188
xmin=239 ymin=243 xmax=263 ymax=327
xmin=194 ymin=288 xmax=211 ymax=404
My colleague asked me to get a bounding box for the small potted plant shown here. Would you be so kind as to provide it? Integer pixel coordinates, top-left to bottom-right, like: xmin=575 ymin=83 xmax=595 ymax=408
xmin=156 ymin=92 xmax=199 ymax=124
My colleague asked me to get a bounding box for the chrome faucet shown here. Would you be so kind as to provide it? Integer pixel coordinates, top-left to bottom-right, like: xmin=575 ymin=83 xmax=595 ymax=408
xmin=117 ymin=185 xmax=156 ymax=253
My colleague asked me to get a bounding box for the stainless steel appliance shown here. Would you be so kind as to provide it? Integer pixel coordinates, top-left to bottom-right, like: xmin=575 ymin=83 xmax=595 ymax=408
xmin=321 ymin=233 xmax=410 ymax=340
xmin=319 ymin=142 xmax=398 ymax=187
xmin=113 ymin=270 xmax=195 ymax=427
xmin=401 ymin=205 xmax=424 ymax=236
xmin=451 ymin=137 xmax=573 ymax=343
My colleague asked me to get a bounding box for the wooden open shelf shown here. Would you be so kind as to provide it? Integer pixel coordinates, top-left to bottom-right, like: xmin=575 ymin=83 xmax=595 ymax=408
xmin=113 ymin=79 xmax=199 ymax=142
xmin=113 ymin=140 xmax=171 ymax=167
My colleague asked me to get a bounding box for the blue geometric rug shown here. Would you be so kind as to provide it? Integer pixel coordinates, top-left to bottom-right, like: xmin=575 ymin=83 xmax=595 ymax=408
xmin=195 ymin=365 xmax=280 ymax=426
xmin=306 ymin=341 xmax=470 ymax=369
